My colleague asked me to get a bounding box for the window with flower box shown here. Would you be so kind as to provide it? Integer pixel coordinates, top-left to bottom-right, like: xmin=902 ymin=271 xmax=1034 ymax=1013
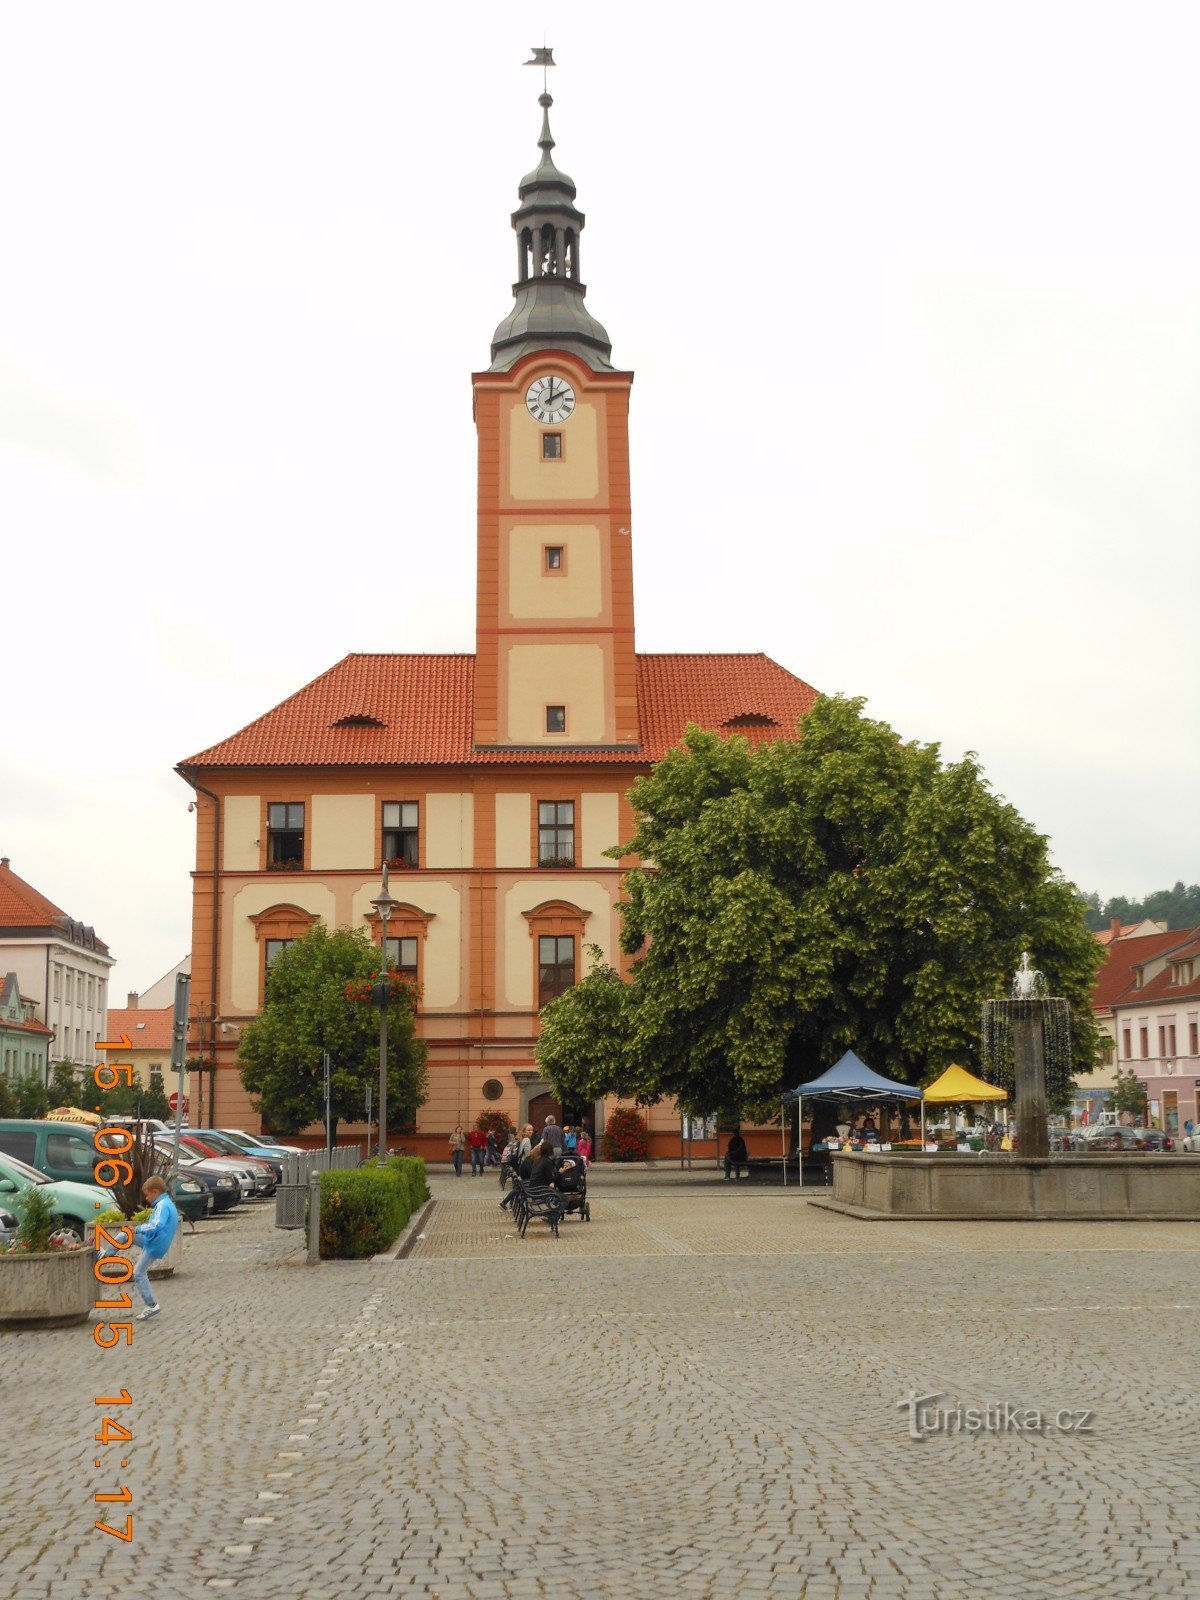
xmin=382 ymin=802 xmax=419 ymax=869
xmin=385 ymin=936 xmax=419 ymax=981
xmin=267 ymin=803 xmax=305 ymax=869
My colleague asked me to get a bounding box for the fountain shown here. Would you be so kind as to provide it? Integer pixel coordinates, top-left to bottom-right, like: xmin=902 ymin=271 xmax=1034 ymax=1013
xmin=812 ymin=953 xmax=1200 ymax=1222
xmin=980 ymin=953 xmax=1074 ymax=1159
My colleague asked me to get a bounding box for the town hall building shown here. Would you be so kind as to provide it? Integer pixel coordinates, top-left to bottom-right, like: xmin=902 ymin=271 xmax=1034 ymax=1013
xmin=177 ymin=78 xmax=818 ymax=1156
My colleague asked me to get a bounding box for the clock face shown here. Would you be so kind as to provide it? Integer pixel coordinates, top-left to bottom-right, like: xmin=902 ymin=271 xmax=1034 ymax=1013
xmin=525 ymin=374 xmax=576 ymax=424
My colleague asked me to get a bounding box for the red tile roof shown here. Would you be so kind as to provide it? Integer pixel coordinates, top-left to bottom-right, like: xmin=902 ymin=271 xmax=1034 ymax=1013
xmin=1093 ymin=926 xmax=1200 ymax=1012
xmin=0 ymin=858 xmax=111 ymax=955
xmin=178 ymin=653 xmax=820 ymax=770
xmin=0 ymin=1015 xmax=53 ymax=1037
xmin=104 ymin=1007 xmax=174 ymax=1052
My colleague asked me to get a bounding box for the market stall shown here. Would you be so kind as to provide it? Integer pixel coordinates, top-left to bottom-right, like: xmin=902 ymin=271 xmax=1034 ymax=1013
xmin=781 ymin=1050 xmax=925 ymax=1184
xmin=920 ymin=1063 xmax=1007 ymax=1148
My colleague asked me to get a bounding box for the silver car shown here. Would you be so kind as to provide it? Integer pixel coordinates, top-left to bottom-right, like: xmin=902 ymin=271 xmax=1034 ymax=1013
xmin=154 ymin=1139 xmax=258 ymax=1202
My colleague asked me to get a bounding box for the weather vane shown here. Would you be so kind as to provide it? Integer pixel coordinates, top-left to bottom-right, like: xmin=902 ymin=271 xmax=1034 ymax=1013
xmin=524 ymin=44 xmax=555 ymax=95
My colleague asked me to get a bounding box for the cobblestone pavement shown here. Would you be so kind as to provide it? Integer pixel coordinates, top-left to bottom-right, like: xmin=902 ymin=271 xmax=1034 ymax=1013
xmin=2 ymin=1171 xmax=1198 ymax=1600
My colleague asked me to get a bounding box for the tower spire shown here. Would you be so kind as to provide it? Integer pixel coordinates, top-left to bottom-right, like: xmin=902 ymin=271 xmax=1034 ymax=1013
xmin=489 ymin=52 xmax=613 ymax=372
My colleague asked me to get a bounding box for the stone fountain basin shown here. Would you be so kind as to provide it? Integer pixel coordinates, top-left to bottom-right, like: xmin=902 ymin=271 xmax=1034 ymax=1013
xmin=812 ymin=1151 xmax=1200 ymax=1221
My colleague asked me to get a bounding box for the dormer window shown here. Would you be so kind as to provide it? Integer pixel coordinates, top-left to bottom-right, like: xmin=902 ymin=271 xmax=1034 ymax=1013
xmin=333 ymin=712 xmax=385 ymax=729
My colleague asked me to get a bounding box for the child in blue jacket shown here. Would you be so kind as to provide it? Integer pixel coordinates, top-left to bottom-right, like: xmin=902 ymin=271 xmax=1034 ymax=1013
xmin=98 ymin=1176 xmax=180 ymax=1321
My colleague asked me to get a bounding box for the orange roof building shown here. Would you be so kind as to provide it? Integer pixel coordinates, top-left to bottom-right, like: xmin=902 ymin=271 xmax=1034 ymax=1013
xmin=176 ymin=82 xmax=819 ymax=1155
xmin=0 ymin=857 xmax=114 ymax=1075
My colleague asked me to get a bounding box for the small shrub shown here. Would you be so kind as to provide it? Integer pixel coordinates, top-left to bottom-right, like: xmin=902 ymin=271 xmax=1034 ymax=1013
xmin=603 ymin=1106 xmax=650 ymax=1162
xmin=2 ymin=1186 xmax=84 ymax=1254
xmin=319 ymin=1158 xmax=427 ymax=1259
xmin=474 ymin=1109 xmax=515 ymax=1146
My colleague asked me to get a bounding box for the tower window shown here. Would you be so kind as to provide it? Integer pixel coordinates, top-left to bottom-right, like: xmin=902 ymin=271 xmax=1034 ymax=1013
xmin=545 ymin=545 xmax=564 ymax=572
xmin=542 ymin=432 xmax=562 ymax=460
xmin=545 ymin=705 xmax=566 ymax=735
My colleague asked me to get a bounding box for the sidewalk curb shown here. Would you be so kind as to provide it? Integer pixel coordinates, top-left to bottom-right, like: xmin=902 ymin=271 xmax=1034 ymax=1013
xmin=371 ymin=1197 xmax=434 ymax=1265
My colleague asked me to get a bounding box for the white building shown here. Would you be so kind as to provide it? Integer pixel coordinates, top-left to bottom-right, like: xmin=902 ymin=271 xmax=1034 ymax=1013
xmin=0 ymin=856 xmax=114 ymax=1072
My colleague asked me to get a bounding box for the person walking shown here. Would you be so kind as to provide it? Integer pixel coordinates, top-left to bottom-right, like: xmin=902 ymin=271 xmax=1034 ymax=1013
xmin=448 ymin=1125 xmax=466 ymax=1177
xmin=542 ymin=1116 xmax=564 ymax=1155
xmin=485 ymin=1128 xmax=499 ymax=1167
xmin=563 ymin=1124 xmax=578 ymax=1152
xmin=576 ymin=1128 xmax=592 ymax=1165
xmin=468 ymin=1125 xmax=487 ymax=1176
xmin=97 ymin=1175 xmax=179 ymax=1321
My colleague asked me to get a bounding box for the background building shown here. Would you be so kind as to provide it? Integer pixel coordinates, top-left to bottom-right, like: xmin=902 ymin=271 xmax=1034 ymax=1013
xmin=0 ymin=856 xmax=113 ymax=1075
xmin=0 ymin=971 xmax=52 ymax=1087
xmin=1091 ymin=922 xmax=1200 ymax=1133
xmin=178 ymin=87 xmax=818 ymax=1154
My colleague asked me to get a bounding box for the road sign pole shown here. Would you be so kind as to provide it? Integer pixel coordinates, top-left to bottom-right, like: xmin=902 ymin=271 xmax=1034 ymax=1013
xmin=323 ymin=1051 xmax=332 ymax=1157
xmin=169 ymin=973 xmax=191 ymax=1179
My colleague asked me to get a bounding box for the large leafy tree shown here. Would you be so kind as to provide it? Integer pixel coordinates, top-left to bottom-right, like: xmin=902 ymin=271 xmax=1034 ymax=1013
xmin=238 ymin=924 xmax=427 ymax=1138
xmin=537 ymin=695 xmax=1103 ymax=1120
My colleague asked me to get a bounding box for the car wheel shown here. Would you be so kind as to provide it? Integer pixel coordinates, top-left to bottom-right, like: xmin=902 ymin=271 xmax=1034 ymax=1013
xmin=57 ymin=1216 xmax=86 ymax=1241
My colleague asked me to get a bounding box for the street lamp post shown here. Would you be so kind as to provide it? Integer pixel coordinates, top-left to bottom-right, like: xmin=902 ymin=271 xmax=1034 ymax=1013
xmin=370 ymin=865 xmax=400 ymax=1165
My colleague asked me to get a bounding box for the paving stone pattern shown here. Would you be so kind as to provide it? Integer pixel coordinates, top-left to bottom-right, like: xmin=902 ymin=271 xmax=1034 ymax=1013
xmin=1 ymin=1170 xmax=1198 ymax=1599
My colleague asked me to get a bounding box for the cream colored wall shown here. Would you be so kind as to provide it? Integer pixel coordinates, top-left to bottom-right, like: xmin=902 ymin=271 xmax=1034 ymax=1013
xmin=311 ymin=794 xmax=375 ymax=870
xmin=506 ymin=643 xmax=606 ymax=742
xmin=508 ymin=523 xmax=602 ymax=619
xmin=223 ymin=795 xmax=261 ymax=872
xmin=508 ymin=398 xmax=598 ymax=500
xmin=229 ymin=882 xmax=338 ymax=1013
xmin=348 ymin=882 xmax=462 ymax=1009
xmin=581 ymin=793 xmax=621 ymax=867
xmin=502 ymin=878 xmax=615 ymax=1009
xmin=426 ymin=793 xmax=473 ymax=869
xmin=495 ymin=793 xmax=531 ymax=868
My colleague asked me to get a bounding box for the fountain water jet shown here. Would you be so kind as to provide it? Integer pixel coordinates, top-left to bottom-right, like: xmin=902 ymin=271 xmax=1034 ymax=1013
xmin=981 ymin=953 xmax=1074 ymax=1158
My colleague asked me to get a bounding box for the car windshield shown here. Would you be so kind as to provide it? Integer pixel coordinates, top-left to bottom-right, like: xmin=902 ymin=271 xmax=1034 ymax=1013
xmin=0 ymin=1154 xmax=51 ymax=1185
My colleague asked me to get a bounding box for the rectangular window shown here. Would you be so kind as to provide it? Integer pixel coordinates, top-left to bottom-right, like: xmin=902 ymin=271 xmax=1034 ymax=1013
xmin=542 ymin=432 xmax=562 ymax=460
xmin=1122 ymin=1027 xmax=1131 ymax=1059
xmin=265 ymin=939 xmax=293 ymax=967
xmin=538 ymin=801 xmax=575 ymax=867
xmin=1159 ymin=1024 xmax=1167 ymax=1057
xmin=1189 ymin=1018 xmax=1198 ymax=1055
xmin=385 ymin=936 xmax=419 ymax=980
xmin=538 ymin=935 xmax=575 ymax=1007
xmin=545 ymin=545 xmax=564 ymax=571
xmin=65 ymin=971 xmax=73 ymax=1005
xmin=1139 ymin=1026 xmax=1149 ymax=1059
xmin=87 ymin=976 xmax=94 ymax=1008
xmin=53 ymin=966 xmax=61 ymax=1002
xmin=267 ymin=802 xmax=305 ymax=868
xmin=1166 ymin=1022 xmax=1176 ymax=1055
xmin=546 ymin=705 xmax=566 ymax=735
xmin=382 ymin=802 xmax=419 ymax=868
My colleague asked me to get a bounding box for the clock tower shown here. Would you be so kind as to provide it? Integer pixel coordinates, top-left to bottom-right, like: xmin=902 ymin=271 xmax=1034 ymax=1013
xmin=472 ymin=86 xmax=638 ymax=750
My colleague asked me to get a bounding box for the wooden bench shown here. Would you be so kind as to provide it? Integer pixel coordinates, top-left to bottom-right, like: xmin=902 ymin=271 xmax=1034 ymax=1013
xmin=509 ymin=1179 xmax=567 ymax=1238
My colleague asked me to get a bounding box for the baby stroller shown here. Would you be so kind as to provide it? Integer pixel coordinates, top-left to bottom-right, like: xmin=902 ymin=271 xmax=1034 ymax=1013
xmin=553 ymin=1151 xmax=591 ymax=1222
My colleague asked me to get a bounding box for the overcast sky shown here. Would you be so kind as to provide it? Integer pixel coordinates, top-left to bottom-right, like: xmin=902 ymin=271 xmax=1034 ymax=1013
xmin=1 ymin=2 xmax=1197 ymax=998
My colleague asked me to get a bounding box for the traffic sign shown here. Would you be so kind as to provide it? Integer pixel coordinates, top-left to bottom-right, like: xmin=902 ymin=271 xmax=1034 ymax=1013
xmin=168 ymin=1093 xmax=189 ymax=1114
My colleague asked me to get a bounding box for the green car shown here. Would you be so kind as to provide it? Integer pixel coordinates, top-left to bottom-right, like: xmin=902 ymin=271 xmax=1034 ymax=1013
xmin=168 ymin=1173 xmax=210 ymax=1224
xmin=0 ymin=1150 xmax=110 ymax=1241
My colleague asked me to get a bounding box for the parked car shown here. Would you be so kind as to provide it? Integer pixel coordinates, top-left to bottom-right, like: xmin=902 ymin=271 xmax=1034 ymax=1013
xmin=153 ymin=1138 xmax=257 ymax=1202
xmin=179 ymin=1134 xmax=277 ymax=1194
xmin=192 ymin=1129 xmax=284 ymax=1182
xmin=169 ymin=1172 xmax=212 ymax=1224
xmin=1181 ymin=1128 xmax=1200 ymax=1153
xmin=218 ymin=1128 xmax=304 ymax=1155
xmin=1131 ymin=1127 xmax=1175 ymax=1152
xmin=0 ymin=1151 xmax=110 ymax=1240
xmin=1075 ymin=1124 xmax=1156 ymax=1152
xmin=104 ymin=1116 xmax=172 ymax=1136
xmin=0 ymin=1118 xmax=106 ymax=1186
xmin=164 ymin=1153 xmax=241 ymax=1213
xmin=0 ymin=1207 xmax=17 ymax=1244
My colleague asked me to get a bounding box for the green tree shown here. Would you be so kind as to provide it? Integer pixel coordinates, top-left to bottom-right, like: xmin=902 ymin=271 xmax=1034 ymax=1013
xmin=238 ymin=924 xmax=427 ymax=1138
xmin=140 ymin=1068 xmax=172 ymax=1121
xmin=1082 ymin=882 xmax=1200 ymax=933
xmin=14 ymin=1075 xmax=50 ymax=1119
xmin=537 ymin=695 xmax=1103 ymax=1121
xmin=47 ymin=1061 xmax=82 ymax=1108
xmin=1108 ymin=1066 xmax=1148 ymax=1121
xmin=0 ymin=1077 xmax=14 ymax=1118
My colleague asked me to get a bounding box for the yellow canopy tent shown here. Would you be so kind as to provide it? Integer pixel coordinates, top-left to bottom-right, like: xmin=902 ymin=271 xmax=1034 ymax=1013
xmin=44 ymin=1107 xmax=104 ymax=1127
xmin=921 ymin=1064 xmax=1007 ymax=1146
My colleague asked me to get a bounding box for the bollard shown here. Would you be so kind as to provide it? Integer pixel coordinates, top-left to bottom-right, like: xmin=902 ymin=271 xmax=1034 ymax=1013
xmin=307 ymin=1168 xmax=321 ymax=1264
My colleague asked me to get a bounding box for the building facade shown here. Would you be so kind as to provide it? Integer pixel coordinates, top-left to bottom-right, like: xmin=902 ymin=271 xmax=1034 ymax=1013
xmin=1092 ymin=923 xmax=1200 ymax=1134
xmin=0 ymin=857 xmax=113 ymax=1074
xmin=0 ymin=971 xmax=52 ymax=1087
xmin=177 ymin=86 xmax=818 ymax=1155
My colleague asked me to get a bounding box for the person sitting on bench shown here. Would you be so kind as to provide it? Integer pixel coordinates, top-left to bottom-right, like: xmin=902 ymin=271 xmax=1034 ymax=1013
xmin=724 ymin=1131 xmax=749 ymax=1181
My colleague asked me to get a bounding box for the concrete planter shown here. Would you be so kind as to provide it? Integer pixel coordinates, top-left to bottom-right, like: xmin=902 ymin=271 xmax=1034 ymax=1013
xmin=819 ymin=1151 xmax=1200 ymax=1221
xmin=0 ymin=1245 xmax=97 ymax=1327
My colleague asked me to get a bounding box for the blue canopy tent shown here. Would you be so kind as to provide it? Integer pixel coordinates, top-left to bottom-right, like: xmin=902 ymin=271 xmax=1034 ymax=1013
xmin=780 ymin=1051 xmax=925 ymax=1184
